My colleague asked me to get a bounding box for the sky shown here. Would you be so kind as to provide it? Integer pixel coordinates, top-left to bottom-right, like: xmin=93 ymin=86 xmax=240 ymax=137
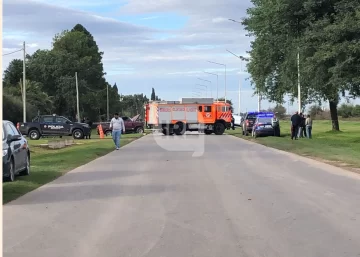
xmin=3 ymin=0 xmax=359 ymax=114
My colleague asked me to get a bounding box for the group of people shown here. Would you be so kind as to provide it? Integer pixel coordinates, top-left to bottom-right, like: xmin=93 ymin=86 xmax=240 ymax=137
xmin=290 ymin=111 xmax=313 ymax=140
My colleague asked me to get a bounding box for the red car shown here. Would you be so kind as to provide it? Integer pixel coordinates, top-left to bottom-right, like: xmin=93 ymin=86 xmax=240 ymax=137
xmin=96 ymin=115 xmax=144 ymax=136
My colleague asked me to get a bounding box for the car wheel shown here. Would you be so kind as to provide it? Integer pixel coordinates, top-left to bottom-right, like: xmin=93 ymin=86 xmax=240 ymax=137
xmin=5 ymin=159 xmax=15 ymax=182
xmin=105 ymin=130 xmax=112 ymax=136
xmin=28 ymin=129 xmax=41 ymax=140
xmin=72 ymin=129 xmax=84 ymax=139
xmin=135 ymin=127 xmax=144 ymax=134
xmin=20 ymin=154 xmax=30 ymax=176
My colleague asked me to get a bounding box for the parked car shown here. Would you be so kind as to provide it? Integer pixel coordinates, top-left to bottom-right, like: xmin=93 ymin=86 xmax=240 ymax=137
xmin=18 ymin=114 xmax=92 ymax=140
xmin=251 ymin=113 xmax=280 ymax=138
xmin=96 ymin=114 xmax=144 ymax=136
xmin=3 ymin=120 xmax=30 ymax=182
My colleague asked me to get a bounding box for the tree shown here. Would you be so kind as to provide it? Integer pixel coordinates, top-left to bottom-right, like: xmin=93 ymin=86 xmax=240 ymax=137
xmin=269 ymin=104 xmax=287 ymax=118
xmin=151 ymin=88 xmax=156 ymax=101
xmin=217 ymin=98 xmax=233 ymax=110
xmin=3 ymin=59 xmax=23 ymax=87
xmin=113 ymin=83 xmax=118 ymax=93
xmin=242 ymin=0 xmax=360 ymax=131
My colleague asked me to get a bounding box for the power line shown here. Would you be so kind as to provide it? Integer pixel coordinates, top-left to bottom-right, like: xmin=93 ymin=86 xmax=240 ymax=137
xmin=2 ymin=48 xmax=23 ymax=56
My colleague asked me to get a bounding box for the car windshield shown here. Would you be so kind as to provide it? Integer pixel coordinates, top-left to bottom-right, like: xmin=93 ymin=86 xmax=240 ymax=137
xmin=258 ymin=118 xmax=272 ymax=123
xmin=247 ymin=113 xmax=258 ymax=119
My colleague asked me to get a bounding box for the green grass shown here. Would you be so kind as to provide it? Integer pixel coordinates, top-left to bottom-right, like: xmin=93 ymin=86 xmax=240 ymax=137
xmin=228 ymin=120 xmax=360 ymax=169
xmin=3 ymin=133 xmax=143 ymax=204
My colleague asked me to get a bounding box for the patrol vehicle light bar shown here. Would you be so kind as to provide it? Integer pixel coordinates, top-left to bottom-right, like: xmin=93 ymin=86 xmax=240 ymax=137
xmin=257 ymin=113 xmax=274 ymax=118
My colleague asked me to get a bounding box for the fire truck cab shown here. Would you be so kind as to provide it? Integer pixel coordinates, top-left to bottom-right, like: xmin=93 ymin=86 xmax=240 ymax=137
xmin=145 ymin=98 xmax=232 ymax=135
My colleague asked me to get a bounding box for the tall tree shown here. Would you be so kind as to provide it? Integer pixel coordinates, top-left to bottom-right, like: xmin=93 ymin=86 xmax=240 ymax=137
xmin=3 ymin=59 xmax=23 ymax=87
xmin=242 ymin=0 xmax=360 ymax=130
xmin=151 ymin=88 xmax=156 ymax=100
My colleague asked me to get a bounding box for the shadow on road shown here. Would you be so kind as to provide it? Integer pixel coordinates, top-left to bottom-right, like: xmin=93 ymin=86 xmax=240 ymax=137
xmin=51 ymin=170 xmax=140 ymax=184
xmin=8 ymin=183 xmax=175 ymax=205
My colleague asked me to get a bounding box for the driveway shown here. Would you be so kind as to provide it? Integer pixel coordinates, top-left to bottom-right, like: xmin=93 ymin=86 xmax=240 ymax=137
xmin=3 ymin=133 xmax=360 ymax=257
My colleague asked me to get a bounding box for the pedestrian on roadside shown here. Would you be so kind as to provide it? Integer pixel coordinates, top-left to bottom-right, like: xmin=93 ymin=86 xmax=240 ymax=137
xmin=290 ymin=111 xmax=301 ymax=140
xmin=109 ymin=113 xmax=125 ymax=150
xmin=231 ymin=114 xmax=235 ymax=130
xmin=298 ymin=113 xmax=306 ymax=138
xmin=305 ymin=114 xmax=313 ymax=139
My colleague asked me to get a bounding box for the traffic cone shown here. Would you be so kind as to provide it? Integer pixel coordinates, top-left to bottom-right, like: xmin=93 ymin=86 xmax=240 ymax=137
xmin=99 ymin=124 xmax=104 ymax=139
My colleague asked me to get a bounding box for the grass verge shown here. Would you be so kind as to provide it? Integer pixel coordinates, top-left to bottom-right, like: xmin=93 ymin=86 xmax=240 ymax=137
xmin=227 ymin=120 xmax=360 ymax=171
xmin=3 ymin=133 xmax=143 ymax=204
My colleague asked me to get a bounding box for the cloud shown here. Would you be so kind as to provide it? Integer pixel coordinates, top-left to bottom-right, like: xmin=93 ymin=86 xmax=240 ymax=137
xmin=141 ymin=16 xmax=160 ymax=20
xmin=3 ymin=0 xmax=283 ymax=112
xmin=3 ymin=0 xmax=158 ymax=37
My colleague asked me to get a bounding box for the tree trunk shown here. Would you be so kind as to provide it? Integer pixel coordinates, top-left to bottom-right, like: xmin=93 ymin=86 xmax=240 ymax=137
xmin=329 ymin=100 xmax=340 ymax=131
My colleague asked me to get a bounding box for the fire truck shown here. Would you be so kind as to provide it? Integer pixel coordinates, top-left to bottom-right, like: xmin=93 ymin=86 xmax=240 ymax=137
xmin=144 ymin=98 xmax=232 ymax=135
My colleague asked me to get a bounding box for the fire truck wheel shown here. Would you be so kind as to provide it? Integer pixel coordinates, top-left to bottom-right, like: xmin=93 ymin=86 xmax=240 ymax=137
xmin=214 ymin=122 xmax=225 ymax=135
xmin=174 ymin=122 xmax=185 ymax=135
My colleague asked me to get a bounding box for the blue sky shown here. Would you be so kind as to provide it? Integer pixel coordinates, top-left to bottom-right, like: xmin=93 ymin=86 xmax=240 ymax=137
xmin=3 ymin=0 xmax=359 ymax=114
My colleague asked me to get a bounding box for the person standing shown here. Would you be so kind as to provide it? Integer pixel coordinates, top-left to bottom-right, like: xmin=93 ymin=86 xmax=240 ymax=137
xmin=290 ymin=111 xmax=301 ymax=140
xmin=298 ymin=113 xmax=306 ymax=138
xmin=305 ymin=114 xmax=313 ymax=139
xmin=110 ymin=113 xmax=125 ymax=150
xmin=231 ymin=114 xmax=235 ymax=130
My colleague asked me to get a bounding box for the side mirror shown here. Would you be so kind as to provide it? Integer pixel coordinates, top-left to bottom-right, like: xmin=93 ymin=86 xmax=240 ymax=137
xmin=66 ymin=120 xmax=71 ymax=124
xmin=7 ymin=134 xmax=21 ymax=143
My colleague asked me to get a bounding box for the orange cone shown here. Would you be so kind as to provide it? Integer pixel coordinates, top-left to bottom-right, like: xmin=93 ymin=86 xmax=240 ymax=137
xmin=99 ymin=124 xmax=104 ymax=139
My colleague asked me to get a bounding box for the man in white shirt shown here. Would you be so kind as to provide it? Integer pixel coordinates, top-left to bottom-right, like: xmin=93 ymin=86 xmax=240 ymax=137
xmin=109 ymin=113 xmax=125 ymax=150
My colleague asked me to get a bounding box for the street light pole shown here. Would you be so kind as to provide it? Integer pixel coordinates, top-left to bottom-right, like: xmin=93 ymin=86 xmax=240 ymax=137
xmin=23 ymin=41 xmax=26 ymax=122
xmin=195 ymin=84 xmax=208 ymax=97
xmin=197 ymin=78 xmax=212 ymax=97
xmin=75 ymin=72 xmax=80 ymax=122
xmin=297 ymin=48 xmax=301 ymax=113
xmin=106 ymin=84 xmax=109 ymax=121
xmin=226 ymin=49 xmax=244 ymax=115
xmin=203 ymin=71 xmax=218 ymax=100
xmin=207 ymin=61 xmax=226 ymax=101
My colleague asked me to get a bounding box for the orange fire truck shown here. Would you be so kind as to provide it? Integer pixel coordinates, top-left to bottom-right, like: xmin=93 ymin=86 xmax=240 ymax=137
xmin=144 ymin=98 xmax=232 ymax=135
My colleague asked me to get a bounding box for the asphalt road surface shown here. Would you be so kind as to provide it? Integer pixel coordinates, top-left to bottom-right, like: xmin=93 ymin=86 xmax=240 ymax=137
xmin=4 ymin=133 xmax=360 ymax=257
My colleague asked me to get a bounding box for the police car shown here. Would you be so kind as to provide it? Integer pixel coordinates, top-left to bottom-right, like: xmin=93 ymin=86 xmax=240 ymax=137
xmin=251 ymin=112 xmax=280 ymax=138
xmin=17 ymin=114 xmax=92 ymax=140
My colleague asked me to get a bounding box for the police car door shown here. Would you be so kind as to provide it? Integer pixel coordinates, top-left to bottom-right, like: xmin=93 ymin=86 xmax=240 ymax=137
xmin=40 ymin=116 xmax=55 ymax=135
xmin=55 ymin=116 xmax=70 ymax=135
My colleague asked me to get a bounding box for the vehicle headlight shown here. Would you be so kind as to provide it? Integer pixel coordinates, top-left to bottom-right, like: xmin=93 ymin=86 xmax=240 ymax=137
xmin=3 ymin=149 xmax=8 ymax=157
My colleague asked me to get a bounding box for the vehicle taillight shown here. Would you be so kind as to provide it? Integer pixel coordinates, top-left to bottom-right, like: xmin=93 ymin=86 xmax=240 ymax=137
xmin=16 ymin=122 xmax=20 ymax=129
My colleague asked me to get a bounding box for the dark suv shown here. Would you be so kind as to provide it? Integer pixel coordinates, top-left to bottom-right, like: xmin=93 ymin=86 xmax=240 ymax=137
xmin=241 ymin=112 xmax=259 ymax=136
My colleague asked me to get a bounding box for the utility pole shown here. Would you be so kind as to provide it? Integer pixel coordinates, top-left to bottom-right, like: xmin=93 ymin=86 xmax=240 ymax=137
xmin=106 ymin=84 xmax=109 ymax=121
xmin=258 ymin=93 xmax=261 ymax=112
xmin=23 ymin=41 xmax=26 ymax=122
xmin=75 ymin=72 xmax=80 ymax=122
xmin=297 ymin=48 xmax=301 ymax=113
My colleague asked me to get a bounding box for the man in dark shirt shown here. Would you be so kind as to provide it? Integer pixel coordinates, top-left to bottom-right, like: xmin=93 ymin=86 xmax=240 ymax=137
xmin=290 ymin=111 xmax=301 ymax=140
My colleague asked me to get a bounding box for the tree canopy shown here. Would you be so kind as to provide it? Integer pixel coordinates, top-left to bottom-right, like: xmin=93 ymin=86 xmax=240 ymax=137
xmin=242 ymin=0 xmax=360 ymax=130
xmin=3 ymin=24 xmax=152 ymax=123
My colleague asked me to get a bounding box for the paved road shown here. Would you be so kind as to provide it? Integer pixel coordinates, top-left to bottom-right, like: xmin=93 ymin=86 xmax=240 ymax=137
xmin=4 ymin=133 xmax=360 ymax=257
